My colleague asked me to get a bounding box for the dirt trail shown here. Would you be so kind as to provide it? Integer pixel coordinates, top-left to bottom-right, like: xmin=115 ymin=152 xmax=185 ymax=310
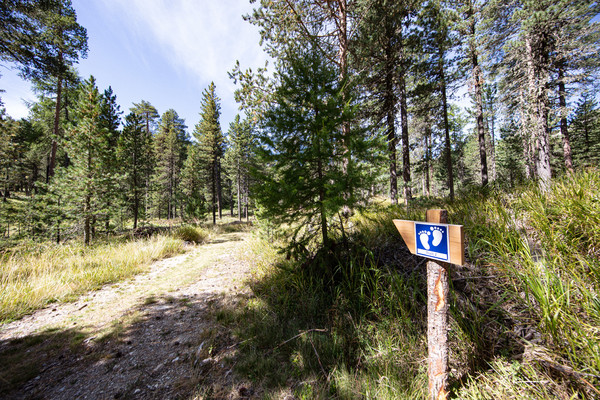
xmin=0 ymin=231 xmax=256 ymax=400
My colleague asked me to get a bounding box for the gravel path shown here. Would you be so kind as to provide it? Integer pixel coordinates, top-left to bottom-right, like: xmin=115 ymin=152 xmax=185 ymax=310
xmin=0 ymin=231 xmax=255 ymax=400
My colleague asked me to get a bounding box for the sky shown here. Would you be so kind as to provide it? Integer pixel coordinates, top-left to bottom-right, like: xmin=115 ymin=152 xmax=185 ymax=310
xmin=0 ymin=0 xmax=268 ymax=134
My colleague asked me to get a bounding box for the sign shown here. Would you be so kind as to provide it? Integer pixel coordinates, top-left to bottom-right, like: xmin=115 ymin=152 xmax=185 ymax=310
xmin=415 ymin=222 xmax=449 ymax=262
xmin=393 ymin=219 xmax=464 ymax=265
xmin=393 ymin=210 xmax=464 ymax=400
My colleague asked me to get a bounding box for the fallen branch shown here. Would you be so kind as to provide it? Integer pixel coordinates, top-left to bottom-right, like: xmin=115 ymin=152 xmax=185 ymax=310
xmin=270 ymin=328 xmax=328 ymax=353
xmin=309 ymin=335 xmax=327 ymax=379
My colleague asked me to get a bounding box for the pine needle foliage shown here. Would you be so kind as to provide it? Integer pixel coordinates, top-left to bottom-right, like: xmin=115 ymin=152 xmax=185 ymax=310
xmin=254 ymin=47 xmax=375 ymax=258
xmin=57 ymin=76 xmax=114 ymax=245
xmin=193 ymin=82 xmax=224 ymax=225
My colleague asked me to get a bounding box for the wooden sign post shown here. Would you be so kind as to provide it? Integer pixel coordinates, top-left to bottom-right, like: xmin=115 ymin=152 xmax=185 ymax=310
xmin=393 ymin=209 xmax=464 ymax=400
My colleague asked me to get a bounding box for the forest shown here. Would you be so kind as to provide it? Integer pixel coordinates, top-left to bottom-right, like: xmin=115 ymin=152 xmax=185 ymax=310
xmin=0 ymin=0 xmax=598 ymax=246
xmin=1 ymin=0 xmax=600 ymax=399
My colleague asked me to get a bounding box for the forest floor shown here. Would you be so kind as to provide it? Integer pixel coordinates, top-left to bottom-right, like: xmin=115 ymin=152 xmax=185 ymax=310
xmin=0 ymin=230 xmax=261 ymax=400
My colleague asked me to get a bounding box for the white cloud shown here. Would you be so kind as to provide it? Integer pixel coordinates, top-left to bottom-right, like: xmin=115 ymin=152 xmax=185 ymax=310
xmin=98 ymin=0 xmax=267 ymax=101
xmin=0 ymin=67 xmax=35 ymax=119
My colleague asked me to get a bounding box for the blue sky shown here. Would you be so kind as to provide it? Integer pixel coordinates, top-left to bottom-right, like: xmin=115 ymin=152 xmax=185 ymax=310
xmin=0 ymin=0 xmax=267 ymax=134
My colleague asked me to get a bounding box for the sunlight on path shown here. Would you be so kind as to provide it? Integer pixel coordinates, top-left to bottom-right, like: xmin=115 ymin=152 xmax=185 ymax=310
xmin=0 ymin=231 xmax=250 ymax=342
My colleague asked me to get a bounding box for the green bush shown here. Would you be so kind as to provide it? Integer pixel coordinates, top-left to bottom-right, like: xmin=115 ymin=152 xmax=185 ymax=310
xmin=173 ymin=225 xmax=208 ymax=244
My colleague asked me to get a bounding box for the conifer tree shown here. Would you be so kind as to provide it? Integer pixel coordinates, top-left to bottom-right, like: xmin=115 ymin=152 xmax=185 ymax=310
xmin=117 ymin=112 xmax=152 ymax=229
xmin=356 ymin=0 xmax=416 ymax=205
xmin=224 ymin=115 xmax=253 ymax=221
xmin=570 ymin=93 xmax=600 ymax=168
xmin=130 ymin=100 xmax=158 ymax=218
xmin=98 ymin=86 xmax=121 ymax=231
xmin=255 ymin=47 xmax=371 ymax=254
xmin=153 ymin=109 xmax=188 ymax=219
xmin=193 ymin=82 xmax=224 ymax=225
xmin=60 ymin=76 xmax=110 ymax=244
xmin=457 ymin=0 xmax=488 ymax=186
xmin=417 ymin=0 xmax=459 ymax=200
xmin=180 ymin=143 xmax=207 ymax=221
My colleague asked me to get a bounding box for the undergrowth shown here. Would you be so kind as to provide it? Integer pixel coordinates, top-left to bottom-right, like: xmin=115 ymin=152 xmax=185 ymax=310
xmin=219 ymin=169 xmax=600 ymax=399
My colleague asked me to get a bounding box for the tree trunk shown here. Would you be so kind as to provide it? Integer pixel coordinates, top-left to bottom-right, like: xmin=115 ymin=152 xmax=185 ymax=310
xmin=558 ymin=68 xmax=573 ymax=172
xmin=133 ymin=195 xmax=139 ymax=230
xmin=534 ymin=86 xmax=552 ymax=187
xmin=317 ymin=141 xmax=328 ymax=248
xmin=237 ymin=161 xmax=242 ymax=221
xmin=3 ymin=164 xmax=9 ymax=201
xmin=244 ymin=176 xmax=249 ymax=222
xmin=487 ymin=88 xmax=497 ymax=181
xmin=48 ymin=69 xmax=63 ymax=183
xmin=470 ymin=22 xmax=488 ymax=186
xmin=399 ymin=66 xmax=411 ymax=205
xmin=439 ymin=51 xmax=454 ymax=201
xmin=425 ymin=125 xmax=431 ymax=197
xmin=216 ymin=159 xmax=222 ymax=220
xmin=383 ymin=25 xmax=398 ymax=205
xmin=229 ymin=177 xmax=234 ymax=217
xmin=387 ymin=102 xmax=398 ymax=205
xmin=84 ymin=195 xmax=91 ymax=245
xmin=525 ymin=34 xmax=552 ymax=187
xmin=212 ymin=162 xmax=217 ymax=225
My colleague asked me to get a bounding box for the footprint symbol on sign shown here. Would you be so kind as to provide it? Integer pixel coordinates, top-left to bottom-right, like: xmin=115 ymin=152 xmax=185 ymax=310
xmin=418 ymin=230 xmax=431 ymax=250
xmin=430 ymin=226 xmax=444 ymax=247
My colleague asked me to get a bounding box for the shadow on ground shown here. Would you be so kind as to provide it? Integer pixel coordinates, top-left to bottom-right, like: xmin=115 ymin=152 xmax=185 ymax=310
xmin=0 ymin=289 xmax=256 ymax=400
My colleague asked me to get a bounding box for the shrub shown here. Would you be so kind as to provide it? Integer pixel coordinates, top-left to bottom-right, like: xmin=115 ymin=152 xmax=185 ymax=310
xmin=173 ymin=225 xmax=208 ymax=244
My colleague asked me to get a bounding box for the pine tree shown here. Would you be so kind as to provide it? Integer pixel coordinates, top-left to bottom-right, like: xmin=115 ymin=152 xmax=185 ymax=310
xmin=117 ymin=112 xmax=152 ymax=229
xmin=255 ymin=47 xmax=371 ymax=254
xmin=570 ymin=93 xmax=600 ymax=168
xmin=417 ymin=0 xmax=459 ymax=200
xmin=9 ymin=0 xmax=88 ymax=182
xmin=129 ymin=100 xmax=158 ymax=219
xmin=356 ymin=0 xmax=416 ymax=205
xmin=224 ymin=115 xmax=253 ymax=221
xmin=153 ymin=109 xmax=188 ymax=219
xmin=60 ymin=76 xmax=111 ymax=244
xmin=487 ymin=0 xmax=600 ymax=187
xmin=180 ymin=143 xmax=207 ymax=221
xmin=98 ymin=86 xmax=122 ymax=231
xmin=0 ymin=111 xmax=18 ymax=202
xmin=246 ymin=0 xmax=362 ymax=212
xmin=193 ymin=82 xmax=224 ymax=225
xmin=457 ymin=0 xmax=489 ymax=186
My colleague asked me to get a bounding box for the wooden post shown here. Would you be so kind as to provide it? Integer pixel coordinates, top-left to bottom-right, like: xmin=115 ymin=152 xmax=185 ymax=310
xmin=427 ymin=209 xmax=449 ymax=400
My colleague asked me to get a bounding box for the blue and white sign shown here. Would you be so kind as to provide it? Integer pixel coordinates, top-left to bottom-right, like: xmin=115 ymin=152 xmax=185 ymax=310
xmin=415 ymin=222 xmax=449 ymax=262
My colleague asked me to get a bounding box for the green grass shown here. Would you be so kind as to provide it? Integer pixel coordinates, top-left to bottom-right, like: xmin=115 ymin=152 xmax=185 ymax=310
xmin=0 ymin=235 xmax=185 ymax=322
xmin=212 ymin=169 xmax=600 ymax=399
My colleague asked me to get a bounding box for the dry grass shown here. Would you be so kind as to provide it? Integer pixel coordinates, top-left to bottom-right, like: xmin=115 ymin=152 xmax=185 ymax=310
xmin=0 ymin=235 xmax=185 ymax=322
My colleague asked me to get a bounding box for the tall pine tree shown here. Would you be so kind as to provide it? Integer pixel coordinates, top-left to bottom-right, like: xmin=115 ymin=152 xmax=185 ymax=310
xmin=193 ymin=82 xmax=224 ymax=225
xmin=59 ymin=76 xmax=111 ymax=244
xmin=153 ymin=109 xmax=188 ymax=219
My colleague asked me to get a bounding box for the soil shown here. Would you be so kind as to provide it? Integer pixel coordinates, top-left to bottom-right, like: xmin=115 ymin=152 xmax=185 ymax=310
xmin=0 ymin=231 xmax=258 ymax=400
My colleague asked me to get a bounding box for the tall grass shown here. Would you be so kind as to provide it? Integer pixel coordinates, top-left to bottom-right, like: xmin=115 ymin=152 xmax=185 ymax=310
xmin=445 ymin=170 xmax=600 ymax=397
xmin=0 ymin=235 xmax=185 ymax=322
xmin=221 ymin=169 xmax=600 ymax=399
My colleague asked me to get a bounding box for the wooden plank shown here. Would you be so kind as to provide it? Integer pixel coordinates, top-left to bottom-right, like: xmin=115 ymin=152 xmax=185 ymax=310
xmin=448 ymin=224 xmax=464 ymax=266
xmin=392 ymin=220 xmax=416 ymax=254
